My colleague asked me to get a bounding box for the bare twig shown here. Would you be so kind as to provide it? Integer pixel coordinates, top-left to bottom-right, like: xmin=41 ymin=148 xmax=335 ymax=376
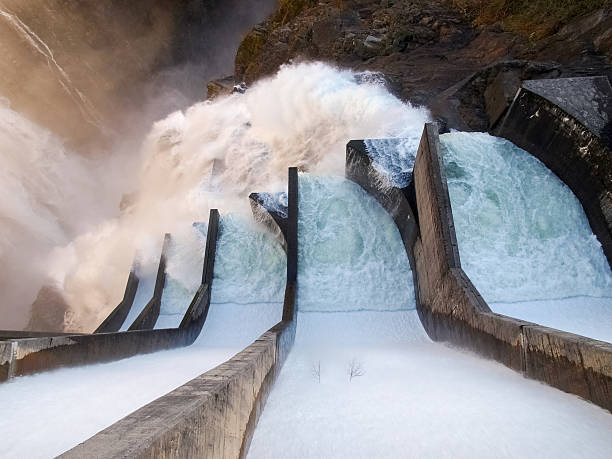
xmin=347 ymin=358 xmax=365 ymax=381
xmin=311 ymin=360 xmax=321 ymax=383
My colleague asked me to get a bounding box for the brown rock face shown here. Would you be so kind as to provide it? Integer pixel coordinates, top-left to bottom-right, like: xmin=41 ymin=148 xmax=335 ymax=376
xmin=26 ymin=286 xmax=71 ymax=332
xmin=235 ymin=0 xmax=611 ymax=130
xmin=0 ymin=0 xmax=277 ymax=148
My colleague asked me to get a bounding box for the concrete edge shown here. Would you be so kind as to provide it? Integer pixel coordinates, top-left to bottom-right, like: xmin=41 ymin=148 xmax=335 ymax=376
xmin=415 ymin=123 xmax=612 ymax=411
xmin=129 ymin=233 xmax=172 ymax=330
xmin=248 ymin=192 xmax=288 ymax=249
xmin=95 ymin=268 xmax=140 ymax=333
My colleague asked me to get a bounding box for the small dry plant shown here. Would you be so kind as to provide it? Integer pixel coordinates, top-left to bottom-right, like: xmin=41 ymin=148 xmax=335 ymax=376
xmin=347 ymin=358 xmax=365 ymax=382
xmin=311 ymin=360 xmax=321 ymax=383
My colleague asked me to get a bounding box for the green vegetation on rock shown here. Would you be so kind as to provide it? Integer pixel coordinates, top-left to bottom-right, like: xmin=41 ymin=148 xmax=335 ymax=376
xmin=451 ymin=0 xmax=610 ymax=38
xmin=272 ymin=0 xmax=318 ymax=26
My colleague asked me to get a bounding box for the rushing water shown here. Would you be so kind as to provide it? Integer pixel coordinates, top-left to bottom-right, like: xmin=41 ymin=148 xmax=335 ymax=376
xmin=0 ymin=214 xmax=285 ymax=458
xmin=440 ymin=132 xmax=612 ymax=342
xmin=0 ymin=62 xmax=428 ymax=331
xmin=248 ymin=174 xmax=612 ymax=459
xmin=298 ymin=173 xmax=415 ymax=312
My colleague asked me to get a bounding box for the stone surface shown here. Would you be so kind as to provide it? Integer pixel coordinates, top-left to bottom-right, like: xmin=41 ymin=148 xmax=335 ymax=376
xmin=25 ymin=286 xmax=71 ymax=333
xmin=484 ymin=70 xmax=521 ymax=127
xmin=234 ymin=1 xmax=611 ymax=132
xmin=0 ymin=0 xmax=277 ymax=146
xmin=206 ymin=76 xmax=237 ymax=100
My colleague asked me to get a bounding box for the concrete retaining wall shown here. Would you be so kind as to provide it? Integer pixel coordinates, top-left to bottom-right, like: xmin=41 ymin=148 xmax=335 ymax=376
xmin=61 ymin=168 xmax=299 ymax=458
xmin=496 ymin=77 xmax=612 ymax=268
xmin=0 ymin=211 xmax=220 ymax=383
xmin=347 ymin=124 xmax=612 ymax=412
xmin=95 ymin=269 xmax=140 ymax=333
xmin=129 ymin=233 xmax=172 ymax=331
xmin=249 ymin=192 xmax=288 ymax=245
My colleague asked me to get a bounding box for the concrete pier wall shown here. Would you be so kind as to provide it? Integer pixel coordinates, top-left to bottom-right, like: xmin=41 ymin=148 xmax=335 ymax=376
xmin=129 ymin=233 xmax=172 ymax=331
xmin=61 ymin=168 xmax=299 ymax=458
xmin=346 ymin=125 xmax=612 ymax=412
xmin=94 ymin=269 xmax=140 ymax=333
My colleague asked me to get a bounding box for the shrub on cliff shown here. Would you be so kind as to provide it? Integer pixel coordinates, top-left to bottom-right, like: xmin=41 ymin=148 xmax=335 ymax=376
xmin=451 ymin=0 xmax=609 ymax=38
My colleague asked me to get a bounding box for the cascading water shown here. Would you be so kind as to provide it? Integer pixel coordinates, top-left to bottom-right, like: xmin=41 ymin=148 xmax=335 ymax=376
xmin=2 ymin=47 xmax=611 ymax=457
xmin=0 ymin=62 xmax=428 ymax=332
xmin=298 ymin=174 xmax=415 ymax=313
xmin=441 ymin=132 xmax=612 ymax=342
xmin=0 ymin=214 xmax=285 ymax=458
xmin=248 ymin=173 xmax=612 ymax=459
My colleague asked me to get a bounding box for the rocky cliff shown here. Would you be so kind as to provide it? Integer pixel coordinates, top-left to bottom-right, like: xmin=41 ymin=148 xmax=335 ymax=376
xmin=0 ymin=0 xmax=276 ymax=148
xmin=234 ymin=0 xmax=612 ymax=130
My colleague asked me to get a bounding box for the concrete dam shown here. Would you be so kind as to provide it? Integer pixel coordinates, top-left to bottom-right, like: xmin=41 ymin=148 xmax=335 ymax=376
xmin=1 ymin=71 xmax=612 ymax=457
xmin=1 ymin=4 xmax=612 ymax=448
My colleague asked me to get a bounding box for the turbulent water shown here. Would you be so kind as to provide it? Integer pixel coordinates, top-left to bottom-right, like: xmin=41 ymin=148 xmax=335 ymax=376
xmin=248 ymin=174 xmax=612 ymax=459
xmin=298 ymin=173 xmax=415 ymax=312
xmin=441 ymin=132 xmax=612 ymax=341
xmin=0 ymin=62 xmax=428 ymax=331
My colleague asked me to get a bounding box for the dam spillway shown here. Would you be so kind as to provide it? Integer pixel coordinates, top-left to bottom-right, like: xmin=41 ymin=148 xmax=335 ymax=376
xmin=246 ymin=173 xmax=612 ymax=459
xmin=2 ymin=124 xmax=611 ymax=458
xmin=0 ymin=64 xmax=611 ymax=458
xmin=0 ymin=215 xmax=285 ymax=458
xmin=441 ymin=132 xmax=612 ymax=342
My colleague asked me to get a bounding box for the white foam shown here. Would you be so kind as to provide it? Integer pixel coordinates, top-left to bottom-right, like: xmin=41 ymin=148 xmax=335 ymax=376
xmin=0 ymin=62 xmax=429 ymax=330
xmin=249 ymin=312 xmax=612 ymax=459
xmin=249 ymin=174 xmax=612 ymax=458
xmin=297 ymin=173 xmax=415 ymax=312
xmin=440 ymin=132 xmax=612 ymax=341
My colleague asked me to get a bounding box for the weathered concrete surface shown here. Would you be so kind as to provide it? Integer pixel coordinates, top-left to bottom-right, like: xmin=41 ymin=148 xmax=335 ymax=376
xmin=497 ymin=77 xmax=612 ymax=268
xmin=61 ymin=169 xmax=299 ymax=458
xmin=521 ymin=77 xmax=612 ymax=143
xmin=249 ymin=192 xmax=288 ymax=249
xmin=129 ymin=233 xmax=172 ymax=331
xmin=484 ymin=70 xmax=521 ymax=128
xmin=0 ymin=211 xmax=219 ymax=383
xmin=0 ymin=341 xmax=14 ymax=381
xmin=61 ymin=320 xmax=296 ymax=459
xmin=347 ymin=124 xmax=612 ymax=412
xmin=95 ymin=269 xmax=140 ymax=333
xmin=346 ymin=140 xmax=419 ymax=266
xmin=180 ymin=209 xmax=220 ymax=329
xmin=0 ymin=330 xmax=86 ymax=340
xmin=413 ymin=123 xmax=612 ymax=411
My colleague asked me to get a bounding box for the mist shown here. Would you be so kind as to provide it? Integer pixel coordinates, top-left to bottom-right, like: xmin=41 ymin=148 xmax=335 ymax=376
xmin=0 ymin=0 xmax=277 ymax=329
xmin=0 ymin=1 xmax=431 ymax=332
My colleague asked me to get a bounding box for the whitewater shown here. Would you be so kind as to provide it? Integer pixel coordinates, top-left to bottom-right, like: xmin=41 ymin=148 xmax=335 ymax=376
xmin=0 ymin=62 xmax=428 ymax=331
xmin=2 ymin=60 xmax=612 ymax=458
xmin=247 ymin=173 xmax=612 ymax=459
